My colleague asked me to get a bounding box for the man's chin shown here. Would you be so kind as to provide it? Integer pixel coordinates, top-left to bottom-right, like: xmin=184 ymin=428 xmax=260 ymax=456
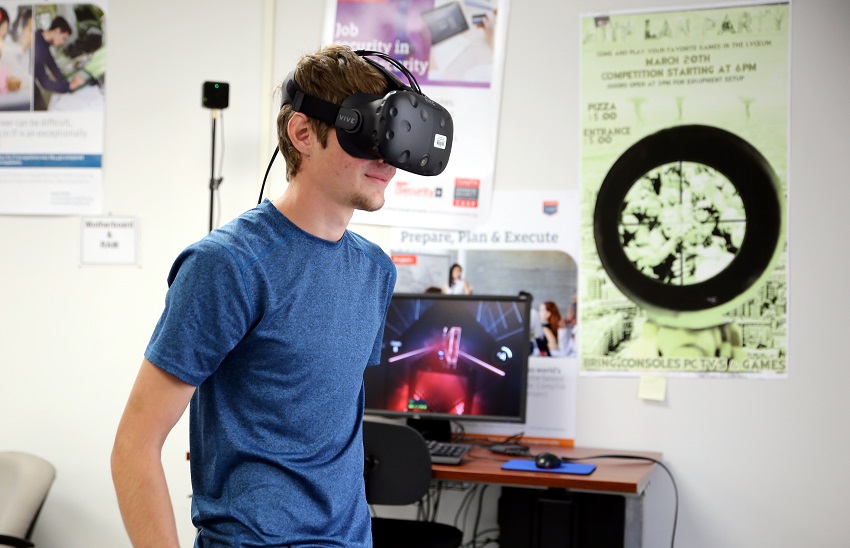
xmin=351 ymin=195 xmax=385 ymax=213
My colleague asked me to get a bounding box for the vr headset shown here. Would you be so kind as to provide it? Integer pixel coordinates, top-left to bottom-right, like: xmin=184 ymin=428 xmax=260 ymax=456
xmin=281 ymin=50 xmax=453 ymax=177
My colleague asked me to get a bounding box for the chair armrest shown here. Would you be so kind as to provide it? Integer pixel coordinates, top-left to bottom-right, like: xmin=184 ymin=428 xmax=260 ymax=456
xmin=0 ymin=535 xmax=34 ymax=548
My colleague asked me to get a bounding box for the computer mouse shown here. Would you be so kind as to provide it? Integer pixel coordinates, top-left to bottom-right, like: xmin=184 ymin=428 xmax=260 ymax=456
xmin=534 ymin=452 xmax=563 ymax=469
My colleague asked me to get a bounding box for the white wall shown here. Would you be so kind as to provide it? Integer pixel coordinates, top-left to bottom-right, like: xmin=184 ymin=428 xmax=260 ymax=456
xmin=1 ymin=0 xmax=848 ymax=547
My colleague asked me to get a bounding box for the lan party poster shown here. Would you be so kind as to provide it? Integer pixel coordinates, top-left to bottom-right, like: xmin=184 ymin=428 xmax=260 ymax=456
xmin=579 ymin=3 xmax=789 ymax=378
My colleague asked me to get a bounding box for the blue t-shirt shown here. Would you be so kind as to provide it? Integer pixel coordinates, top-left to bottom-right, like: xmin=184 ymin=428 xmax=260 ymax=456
xmin=145 ymin=200 xmax=396 ymax=547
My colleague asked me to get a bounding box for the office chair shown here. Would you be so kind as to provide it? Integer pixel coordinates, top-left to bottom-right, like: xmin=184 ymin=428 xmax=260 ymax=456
xmin=0 ymin=452 xmax=56 ymax=548
xmin=363 ymin=420 xmax=463 ymax=548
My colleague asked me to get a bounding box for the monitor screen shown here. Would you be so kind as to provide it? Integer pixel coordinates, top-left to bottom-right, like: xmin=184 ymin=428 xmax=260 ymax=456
xmin=364 ymin=292 xmax=531 ymax=423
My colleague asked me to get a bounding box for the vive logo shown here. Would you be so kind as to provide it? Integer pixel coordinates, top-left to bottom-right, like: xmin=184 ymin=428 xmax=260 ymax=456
xmin=337 ymin=111 xmax=359 ymax=130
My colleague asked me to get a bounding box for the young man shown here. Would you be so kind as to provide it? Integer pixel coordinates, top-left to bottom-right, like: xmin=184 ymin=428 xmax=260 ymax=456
xmin=33 ymin=16 xmax=85 ymax=109
xmin=112 ymin=45 xmax=398 ymax=547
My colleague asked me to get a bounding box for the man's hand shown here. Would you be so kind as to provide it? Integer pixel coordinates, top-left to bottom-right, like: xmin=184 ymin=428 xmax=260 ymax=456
xmin=69 ymin=74 xmax=86 ymax=90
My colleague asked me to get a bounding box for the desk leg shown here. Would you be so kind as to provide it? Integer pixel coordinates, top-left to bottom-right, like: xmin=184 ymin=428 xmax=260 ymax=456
xmin=624 ymin=494 xmax=644 ymax=548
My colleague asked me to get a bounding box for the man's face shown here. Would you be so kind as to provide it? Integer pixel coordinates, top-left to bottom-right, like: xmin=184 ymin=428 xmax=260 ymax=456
xmin=51 ymin=30 xmax=70 ymax=46
xmin=314 ymin=130 xmax=396 ymax=213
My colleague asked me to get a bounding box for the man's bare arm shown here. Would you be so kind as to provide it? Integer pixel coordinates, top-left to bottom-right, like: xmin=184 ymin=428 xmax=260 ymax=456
xmin=112 ymin=359 xmax=197 ymax=547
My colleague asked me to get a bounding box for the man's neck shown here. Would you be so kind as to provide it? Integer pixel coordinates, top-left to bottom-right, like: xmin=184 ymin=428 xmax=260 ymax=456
xmin=271 ymin=183 xmax=352 ymax=242
xmin=41 ymin=30 xmax=56 ymax=46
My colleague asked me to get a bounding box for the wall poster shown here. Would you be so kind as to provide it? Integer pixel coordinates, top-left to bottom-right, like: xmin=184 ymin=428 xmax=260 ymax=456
xmin=0 ymin=2 xmax=106 ymax=215
xmin=324 ymin=0 xmax=509 ymax=230
xmin=579 ymin=2 xmax=789 ymax=378
xmin=389 ymin=190 xmax=579 ymax=445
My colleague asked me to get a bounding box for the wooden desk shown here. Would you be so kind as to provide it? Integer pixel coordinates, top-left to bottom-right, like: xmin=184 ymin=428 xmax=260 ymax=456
xmin=432 ymin=444 xmax=661 ymax=495
xmin=431 ymin=444 xmax=663 ymax=548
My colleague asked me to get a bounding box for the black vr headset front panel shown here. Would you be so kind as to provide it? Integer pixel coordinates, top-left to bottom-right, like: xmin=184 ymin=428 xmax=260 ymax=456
xmin=281 ymin=50 xmax=453 ymax=177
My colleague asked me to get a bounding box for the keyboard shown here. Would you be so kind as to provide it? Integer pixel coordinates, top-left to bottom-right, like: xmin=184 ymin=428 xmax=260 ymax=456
xmin=426 ymin=440 xmax=471 ymax=465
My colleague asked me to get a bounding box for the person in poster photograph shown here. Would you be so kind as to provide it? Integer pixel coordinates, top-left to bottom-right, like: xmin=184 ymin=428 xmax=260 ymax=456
xmin=394 ymin=249 xmax=579 ymax=358
xmin=0 ymin=3 xmax=33 ymax=110
xmin=33 ymin=3 xmax=104 ymax=111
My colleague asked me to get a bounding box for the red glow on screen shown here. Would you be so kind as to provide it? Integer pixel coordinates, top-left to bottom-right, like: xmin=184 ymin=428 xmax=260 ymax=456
xmin=411 ymin=370 xmax=468 ymax=415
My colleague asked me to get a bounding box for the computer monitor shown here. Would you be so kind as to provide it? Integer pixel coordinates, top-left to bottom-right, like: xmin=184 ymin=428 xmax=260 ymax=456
xmin=364 ymin=292 xmax=531 ymax=433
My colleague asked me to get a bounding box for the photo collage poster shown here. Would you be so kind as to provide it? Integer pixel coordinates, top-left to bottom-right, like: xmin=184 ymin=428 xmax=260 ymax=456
xmin=0 ymin=2 xmax=106 ymax=215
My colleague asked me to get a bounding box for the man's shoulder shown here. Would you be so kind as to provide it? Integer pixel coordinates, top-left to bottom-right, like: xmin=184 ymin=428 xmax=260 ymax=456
xmin=206 ymin=203 xmax=287 ymax=257
xmin=345 ymin=231 xmax=395 ymax=271
xmin=34 ymin=31 xmax=48 ymax=48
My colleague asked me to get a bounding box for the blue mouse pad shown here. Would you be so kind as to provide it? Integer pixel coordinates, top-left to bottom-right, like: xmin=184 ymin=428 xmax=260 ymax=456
xmin=501 ymin=459 xmax=597 ymax=475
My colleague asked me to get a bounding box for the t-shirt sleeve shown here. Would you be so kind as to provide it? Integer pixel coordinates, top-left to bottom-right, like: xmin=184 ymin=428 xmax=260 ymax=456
xmin=145 ymin=241 xmax=255 ymax=386
xmin=367 ymin=263 xmax=397 ymax=366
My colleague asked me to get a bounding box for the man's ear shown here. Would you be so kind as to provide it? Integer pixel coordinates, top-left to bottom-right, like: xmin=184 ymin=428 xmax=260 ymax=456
xmin=287 ymin=113 xmax=315 ymax=155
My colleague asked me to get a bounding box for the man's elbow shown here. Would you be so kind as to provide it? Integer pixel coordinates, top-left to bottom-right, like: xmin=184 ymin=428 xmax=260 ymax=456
xmin=110 ymin=430 xmax=130 ymax=485
xmin=111 ymin=425 xmax=149 ymax=483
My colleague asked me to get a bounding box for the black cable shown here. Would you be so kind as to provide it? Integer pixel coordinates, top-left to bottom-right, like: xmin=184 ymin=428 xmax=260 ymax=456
xmin=355 ymin=50 xmax=422 ymax=94
xmin=257 ymin=147 xmax=278 ymax=205
xmin=416 ymin=498 xmax=425 ymax=521
xmin=501 ymin=432 xmax=525 ymax=445
xmin=451 ymin=420 xmax=466 ymax=439
xmin=418 ymin=486 xmax=431 ymax=521
xmin=431 ymin=481 xmax=443 ymax=522
xmin=463 ymin=528 xmax=500 ymax=548
xmin=218 ymin=111 xmax=225 ymax=182
xmin=372 ymin=51 xmax=421 ymax=93
xmin=458 ymin=484 xmax=480 ymax=535
xmin=470 ymin=484 xmax=489 ymax=548
xmin=470 ymin=449 xmax=677 ymax=545
xmin=560 ymin=453 xmax=679 ymax=548
xmin=453 ymin=483 xmax=479 ymax=530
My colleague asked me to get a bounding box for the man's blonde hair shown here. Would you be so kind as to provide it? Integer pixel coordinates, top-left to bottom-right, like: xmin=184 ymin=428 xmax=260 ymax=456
xmin=277 ymin=45 xmax=388 ymax=180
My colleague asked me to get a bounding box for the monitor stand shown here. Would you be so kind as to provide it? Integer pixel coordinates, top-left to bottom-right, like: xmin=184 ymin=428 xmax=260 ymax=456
xmin=407 ymin=417 xmax=452 ymax=441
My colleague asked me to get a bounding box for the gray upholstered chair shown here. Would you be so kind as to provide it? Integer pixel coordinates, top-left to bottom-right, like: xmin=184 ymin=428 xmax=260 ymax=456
xmin=0 ymin=452 xmax=56 ymax=548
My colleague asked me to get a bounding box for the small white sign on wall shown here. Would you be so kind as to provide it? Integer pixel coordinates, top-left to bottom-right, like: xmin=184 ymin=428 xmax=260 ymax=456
xmin=81 ymin=216 xmax=137 ymax=265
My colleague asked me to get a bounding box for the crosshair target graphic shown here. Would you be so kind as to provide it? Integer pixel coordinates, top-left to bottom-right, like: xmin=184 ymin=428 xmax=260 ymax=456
xmin=619 ymin=161 xmax=746 ymax=286
xmin=594 ymin=125 xmax=784 ymax=328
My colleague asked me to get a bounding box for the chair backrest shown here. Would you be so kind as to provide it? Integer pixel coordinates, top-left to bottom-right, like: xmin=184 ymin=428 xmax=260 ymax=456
xmin=363 ymin=420 xmax=432 ymax=506
xmin=0 ymin=452 xmax=56 ymax=538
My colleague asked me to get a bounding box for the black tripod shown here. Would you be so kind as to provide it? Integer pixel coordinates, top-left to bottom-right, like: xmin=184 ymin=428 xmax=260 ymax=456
xmin=202 ymin=81 xmax=229 ymax=232
xmin=208 ymin=109 xmax=224 ymax=233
